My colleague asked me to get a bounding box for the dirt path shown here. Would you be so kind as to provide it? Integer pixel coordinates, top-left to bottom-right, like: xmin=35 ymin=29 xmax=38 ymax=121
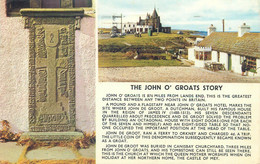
xmin=123 ymin=42 xmax=132 ymax=46
xmin=99 ymin=66 xmax=260 ymax=82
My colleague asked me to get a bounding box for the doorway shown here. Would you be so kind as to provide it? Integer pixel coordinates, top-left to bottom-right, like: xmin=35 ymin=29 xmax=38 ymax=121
xmin=228 ymin=54 xmax=232 ymax=70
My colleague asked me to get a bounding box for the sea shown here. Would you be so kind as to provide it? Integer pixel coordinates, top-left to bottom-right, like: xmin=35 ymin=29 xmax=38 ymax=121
xmin=191 ymin=31 xmax=260 ymax=37
xmin=191 ymin=31 xmax=207 ymax=37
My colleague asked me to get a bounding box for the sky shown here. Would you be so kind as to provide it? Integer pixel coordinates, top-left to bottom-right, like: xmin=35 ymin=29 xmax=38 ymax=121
xmin=97 ymin=0 xmax=260 ymax=31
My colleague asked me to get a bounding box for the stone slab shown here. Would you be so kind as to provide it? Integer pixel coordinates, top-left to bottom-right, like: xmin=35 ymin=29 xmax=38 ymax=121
xmin=20 ymin=8 xmax=84 ymax=17
xmin=0 ymin=142 xmax=25 ymax=163
xmin=20 ymin=132 xmax=84 ymax=141
xmin=20 ymin=10 xmax=84 ymax=139
xmin=0 ymin=142 xmax=95 ymax=163
xmin=26 ymin=146 xmax=76 ymax=160
xmin=79 ymin=144 xmax=96 ymax=159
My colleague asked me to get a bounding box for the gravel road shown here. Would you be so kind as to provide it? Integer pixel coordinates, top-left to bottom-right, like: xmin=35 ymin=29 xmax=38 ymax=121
xmin=99 ymin=66 xmax=260 ymax=83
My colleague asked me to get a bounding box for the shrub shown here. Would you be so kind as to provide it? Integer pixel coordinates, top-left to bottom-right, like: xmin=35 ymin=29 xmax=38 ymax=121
xmin=249 ymin=68 xmax=257 ymax=73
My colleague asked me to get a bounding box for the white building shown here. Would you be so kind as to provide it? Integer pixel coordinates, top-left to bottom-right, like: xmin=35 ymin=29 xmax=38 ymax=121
xmin=123 ymin=22 xmax=137 ymax=33
xmin=188 ymin=23 xmax=260 ymax=76
xmin=194 ymin=38 xmax=204 ymax=45
xmin=136 ymin=25 xmax=153 ymax=33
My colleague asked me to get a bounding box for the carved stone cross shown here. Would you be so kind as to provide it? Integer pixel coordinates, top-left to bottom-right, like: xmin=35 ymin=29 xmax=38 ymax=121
xmin=20 ymin=9 xmax=84 ymax=141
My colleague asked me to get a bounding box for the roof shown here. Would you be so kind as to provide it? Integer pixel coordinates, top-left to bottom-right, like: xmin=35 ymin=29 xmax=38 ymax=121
xmin=198 ymin=32 xmax=260 ymax=58
xmin=138 ymin=20 xmax=146 ymax=25
xmin=152 ymin=8 xmax=158 ymax=18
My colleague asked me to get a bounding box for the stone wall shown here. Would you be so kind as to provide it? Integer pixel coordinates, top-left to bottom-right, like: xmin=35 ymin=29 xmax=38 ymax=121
xmin=0 ymin=1 xmax=96 ymax=133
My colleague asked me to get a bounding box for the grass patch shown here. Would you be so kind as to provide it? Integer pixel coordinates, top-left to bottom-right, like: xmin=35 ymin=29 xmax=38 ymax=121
xmin=99 ymin=44 xmax=164 ymax=53
xmin=99 ymin=32 xmax=189 ymax=49
xmin=98 ymin=32 xmax=193 ymax=67
xmin=99 ymin=52 xmax=182 ymax=68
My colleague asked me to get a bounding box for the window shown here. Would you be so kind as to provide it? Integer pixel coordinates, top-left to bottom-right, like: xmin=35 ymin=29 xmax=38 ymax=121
xmin=204 ymin=52 xmax=212 ymax=60
xmin=6 ymin=0 xmax=92 ymax=16
xmin=246 ymin=56 xmax=256 ymax=70
xmin=195 ymin=51 xmax=211 ymax=60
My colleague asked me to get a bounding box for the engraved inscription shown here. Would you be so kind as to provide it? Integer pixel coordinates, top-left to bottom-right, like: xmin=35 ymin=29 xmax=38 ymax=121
xmin=38 ymin=113 xmax=68 ymax=124
xmin=35 ymin=26 xmax=47 ymax=58
xmin=59 ymin=27 xmax=69 ymax=57
xmin=68 ymin=24 xmax=75 ymax=44
xmin=26 ymin=17 xmax=77 ymax=132
xmin=75 ymin=16 xmax=81 ymax=30
xmin=60 ymin=27 xmax=68 ymax=45
xmin=58 ymin=69 xmax=68 ymax=97
xmin=36 ymin=69 xmax=47 ymax=102
xmin=24 ymin=17 xmax=30 ymax=28
xmin=60 ymin=45 xmax=68 ymax=57
xmin=30 ymin=125 xmax=72 ymax=132
xmin=29 ymin=25 xmax=36 ymax=126
xmin=50 ymin=33 xmax=54 ymax=43
xmin=25 ymin=17 xmax=75 ymax=28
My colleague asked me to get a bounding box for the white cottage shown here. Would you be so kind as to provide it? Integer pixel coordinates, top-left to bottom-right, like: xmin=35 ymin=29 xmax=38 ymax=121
xmin=188 ymin=23 xmax=260 ymax=76
xmin=123 ymin=22 xmax=137 ymax=33
xmin=136 ymin=25 xmax=153 ymax=33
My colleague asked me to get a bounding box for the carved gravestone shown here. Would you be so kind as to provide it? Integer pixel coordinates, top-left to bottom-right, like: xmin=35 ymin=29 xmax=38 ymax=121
xmin=20 ymin=9 xmax=84 ymax=141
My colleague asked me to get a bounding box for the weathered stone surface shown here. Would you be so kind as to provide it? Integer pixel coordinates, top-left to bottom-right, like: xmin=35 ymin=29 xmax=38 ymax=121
xmin=30 ymin=0 xmax=41 ymax=8
xmin=26 ymin=146 xmax=76 ymax=160
xmin=20 ymin=8 xmax=84 ymax=17
xmin=21 ymin=132 xmax=83 ymax=141
xmin=79 ymin=144 xmax=96 ymax=159
xmin=20 ymin=9 xmax=84 ymax=140
xmin=0 ymin=142 xmax=25 ymax=163
xmin=61 ymin=0 xmax=74 ymax=8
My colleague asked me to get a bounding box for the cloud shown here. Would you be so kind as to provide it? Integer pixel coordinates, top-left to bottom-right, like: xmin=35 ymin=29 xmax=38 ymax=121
xmin=98 ymin=0 xmax=260 ymax=31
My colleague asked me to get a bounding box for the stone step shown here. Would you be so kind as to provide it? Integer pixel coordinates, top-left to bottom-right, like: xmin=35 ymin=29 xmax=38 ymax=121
xmin=0 ymin=142 xmax=95 ymax=163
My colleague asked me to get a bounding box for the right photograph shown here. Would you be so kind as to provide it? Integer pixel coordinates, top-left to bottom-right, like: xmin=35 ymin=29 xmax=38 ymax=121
xmin=98 ymin=0 xmax=260 ymax=82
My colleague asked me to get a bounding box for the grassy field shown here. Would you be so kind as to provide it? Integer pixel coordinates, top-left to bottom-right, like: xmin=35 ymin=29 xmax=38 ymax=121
xmin=98 ymin=28 xmax=111 ymax=34
xmin=99 ymin=52 xmax=183 ymax=67
xmin=99 ymin=32 xmax=191 ymax=49
xmin=98 ymin=31 xmax=195 ymax=67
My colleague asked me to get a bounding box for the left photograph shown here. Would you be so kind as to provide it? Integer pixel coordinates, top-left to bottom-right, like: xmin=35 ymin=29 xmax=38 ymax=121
xmin=0 ymin=0 xmax=96 ymax=163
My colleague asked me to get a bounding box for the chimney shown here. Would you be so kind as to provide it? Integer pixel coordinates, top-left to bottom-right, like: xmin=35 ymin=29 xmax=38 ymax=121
xmin=207 ymin=24 xmax=216 ymax=36
xmin=238 ymin=23 xmax=250 ymax=37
